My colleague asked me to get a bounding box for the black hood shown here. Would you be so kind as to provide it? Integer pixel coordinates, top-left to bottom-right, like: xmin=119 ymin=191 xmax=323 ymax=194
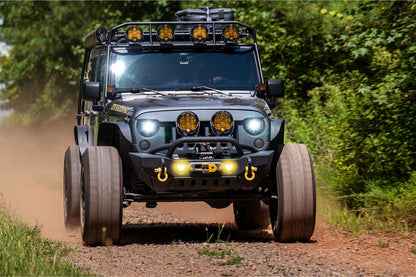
xmin=110 ymin=95 xmax=272 ymax=118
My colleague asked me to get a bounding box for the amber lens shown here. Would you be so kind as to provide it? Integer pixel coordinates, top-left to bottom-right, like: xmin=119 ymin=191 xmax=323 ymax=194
xmin=212 ymin=111 xmax=233 ymax=134
xmin=222 ymin=25 xmax=239 ymax=41
xmin=126 ymin=26 xmax=142 ymax=42
xmin=177 ymin=112 xmax=198 ymax=134
xmin=191 ymin=25 xmax=208 ymax=41
xmin=157 ymin=25 xmax=174 ymax=41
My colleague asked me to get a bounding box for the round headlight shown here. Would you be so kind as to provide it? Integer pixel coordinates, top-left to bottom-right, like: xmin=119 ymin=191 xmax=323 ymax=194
xmin=177 ymin=112 xmax=199 ymax=136
xmin=157 ymin=25 xmax=174 ymax=42
xmin=137 ymin=119 xmax=160 ymax=137
xmin=222 ymin=25 xmax=239 ymax=42
xmin=126 ymin=26 xmax=143 ymax=42
xmin=211 ymin=111 xmax=233 ymax=135
xmin=243 ymin=118 xmax=264 ymax=136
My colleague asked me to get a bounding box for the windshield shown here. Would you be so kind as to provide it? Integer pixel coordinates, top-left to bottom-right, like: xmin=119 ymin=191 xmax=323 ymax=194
xmin=109 ymin=48 xmax=260 ymax=91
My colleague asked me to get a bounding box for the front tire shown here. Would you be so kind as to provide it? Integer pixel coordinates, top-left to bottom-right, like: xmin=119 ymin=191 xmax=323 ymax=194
xmin=270 ymin=144 xmax=316 ymax=242
xmin=81 ymin=146 xmax=123 ymax=246
xmin=233 ymin=200 xmax=270 ymax=230
xmin=63 ymin=145 xmax=81 ymax=229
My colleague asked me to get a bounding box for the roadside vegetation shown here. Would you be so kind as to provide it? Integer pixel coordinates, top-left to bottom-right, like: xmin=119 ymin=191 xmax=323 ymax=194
xmin=0 ymin=0 xmax=414 ymax=234
xmin=0 ymin=205 xmax=87 ymax=276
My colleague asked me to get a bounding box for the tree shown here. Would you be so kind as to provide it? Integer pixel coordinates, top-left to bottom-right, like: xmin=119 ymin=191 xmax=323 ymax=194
xmin=0 ymin=0 xmax=180 ymax=124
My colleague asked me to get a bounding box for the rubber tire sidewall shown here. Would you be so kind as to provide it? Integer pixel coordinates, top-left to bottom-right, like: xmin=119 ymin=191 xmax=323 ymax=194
xmin=270 ymin=144 xmax=316 ymax=242
xmin=81 ymin=146 xmax=123 ymax=246
xmin=63 ymin=145 xmax=81 ymax=228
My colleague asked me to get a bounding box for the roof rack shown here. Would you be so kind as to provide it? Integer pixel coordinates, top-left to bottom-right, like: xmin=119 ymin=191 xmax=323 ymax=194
xmin=84 ymin=21 xmax=257 ymax=49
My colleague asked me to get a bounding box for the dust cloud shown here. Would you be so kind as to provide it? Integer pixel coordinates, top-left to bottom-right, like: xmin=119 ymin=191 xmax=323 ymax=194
xmin=0 ymin=119 xmax=234 ymax=242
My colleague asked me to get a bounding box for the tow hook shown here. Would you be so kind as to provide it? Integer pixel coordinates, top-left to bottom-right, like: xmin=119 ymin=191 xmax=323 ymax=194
xmin=154 ymin=167 xmax=168 ymax=182
xmin=244 ymin=166 xmax=257 ymax=181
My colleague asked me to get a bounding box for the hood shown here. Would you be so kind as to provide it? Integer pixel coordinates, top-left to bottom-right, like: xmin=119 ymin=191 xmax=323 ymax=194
xmin=108 ymin=94 xmax=272 ymax=118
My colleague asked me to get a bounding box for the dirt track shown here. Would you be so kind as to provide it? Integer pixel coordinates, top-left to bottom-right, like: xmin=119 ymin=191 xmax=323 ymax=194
xmin=0 ymin=123 xmax=415 ymax=276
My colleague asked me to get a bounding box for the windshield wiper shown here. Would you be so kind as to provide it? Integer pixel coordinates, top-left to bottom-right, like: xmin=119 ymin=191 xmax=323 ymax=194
xmin=179 ymin=86 xmax=231 ymax=96
xmin=114 ymin=87 xmax=169 ymax=96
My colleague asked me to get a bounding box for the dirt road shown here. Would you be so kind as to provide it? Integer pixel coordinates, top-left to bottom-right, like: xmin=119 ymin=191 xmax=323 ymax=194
xmin=0 ymin=123 xmax=415 ymax=276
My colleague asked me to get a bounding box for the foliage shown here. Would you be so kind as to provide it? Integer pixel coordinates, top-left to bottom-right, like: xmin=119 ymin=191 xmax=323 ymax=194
xmin=198 ymin=223 xmax=244 ymax=266
xmin=0 ymin=206 xmax=87 ymax=276
xmin=0 ymin=0 xmax=180 ymax=125
xmin=277 ymin=1 xmax=416 ymax=229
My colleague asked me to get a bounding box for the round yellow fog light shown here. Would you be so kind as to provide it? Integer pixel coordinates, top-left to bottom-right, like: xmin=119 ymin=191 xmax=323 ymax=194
xmin=222 ymin=160 xmax=238 ymax=175
xmin=177 ymin=112 xmax=199 ymax=136
xmin=171 ymin=160 xmax=190 ymax=175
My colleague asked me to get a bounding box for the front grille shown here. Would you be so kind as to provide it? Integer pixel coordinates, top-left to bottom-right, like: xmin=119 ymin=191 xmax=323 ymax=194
xmin=164 ymin=121 xmax=238 ymax=144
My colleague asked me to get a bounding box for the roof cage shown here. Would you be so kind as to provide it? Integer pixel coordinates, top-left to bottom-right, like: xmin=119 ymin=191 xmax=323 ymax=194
xmin=84 ymin=21 xmax=257 ymax=49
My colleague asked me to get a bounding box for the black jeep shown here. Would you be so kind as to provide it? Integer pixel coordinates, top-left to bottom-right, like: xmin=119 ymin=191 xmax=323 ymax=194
xmin=63 ymin=8 xmax=316 ymax=246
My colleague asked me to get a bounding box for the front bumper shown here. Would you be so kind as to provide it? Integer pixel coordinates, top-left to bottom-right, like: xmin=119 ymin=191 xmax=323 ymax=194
xmin=129 ymin=137 xmax=274 ymax=192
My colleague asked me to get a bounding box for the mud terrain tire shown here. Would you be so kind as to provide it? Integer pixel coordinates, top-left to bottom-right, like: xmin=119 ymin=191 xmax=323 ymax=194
xmin=270 ymin=144 xmax=316 ymax=242
xmin=63 ymin=145 xmax=81 ymax=228
xmin=81 ymin=146 xmax=123 ymax=246
xmin=233 ymin=200 xmax=270 ymax=230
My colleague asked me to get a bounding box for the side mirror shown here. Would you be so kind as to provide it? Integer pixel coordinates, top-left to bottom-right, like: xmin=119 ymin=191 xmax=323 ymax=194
xmin=82 ymin=82 xmax=101 ymax=101
xmin=267 ymin=79 xmax=284 ymax=98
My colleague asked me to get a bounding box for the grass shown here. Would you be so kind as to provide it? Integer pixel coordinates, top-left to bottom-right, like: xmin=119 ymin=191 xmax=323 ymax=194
xmin=0 ymin=205 xmax=88 ymax=276
xmin=198 ymin=223 xmax=244 ymax=266
xmin=377 ymin=240 xmax=389 ymax=248
xmin=410 ymin=248 xmax=416 ymax=254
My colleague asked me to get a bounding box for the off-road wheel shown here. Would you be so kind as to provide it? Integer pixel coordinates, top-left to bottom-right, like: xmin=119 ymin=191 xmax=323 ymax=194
xmin=233 ymin=200 xmax=270 ymax=230
xmin=81 ymin=146 xmax=123 ymax=246
xmin=63 ymin=145 xmax=81 ymax=229
xmin=270 ymin=144 xmax=316 ymax=242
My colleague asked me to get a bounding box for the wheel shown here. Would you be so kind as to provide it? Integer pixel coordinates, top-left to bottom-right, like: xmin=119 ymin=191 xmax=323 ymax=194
xmin=233 ymin=200 xmax=270 ymax=230
xmin=63 ymin=145 xmax=81 ymax=229
xmin=270 ymin=144 xmax=316 ymax=242
xmin=81 ymin=146 xmax=123 ymax=246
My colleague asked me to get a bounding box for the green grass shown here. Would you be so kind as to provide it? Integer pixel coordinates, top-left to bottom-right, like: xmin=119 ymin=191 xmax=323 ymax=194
xmin=198 ymin=223 xmax=244 ymax=266
xmin=0 ymin=206 xmax=88 ymax=276
xmin=410 ymin=248 xmax=416 ymax=254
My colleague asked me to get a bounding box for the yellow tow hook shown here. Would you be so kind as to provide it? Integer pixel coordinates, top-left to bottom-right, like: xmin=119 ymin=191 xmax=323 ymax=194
xmin=154 ymin=167 xmax=168 ymax=182
xmin=244 ymin=166 xmax=257 ymax=181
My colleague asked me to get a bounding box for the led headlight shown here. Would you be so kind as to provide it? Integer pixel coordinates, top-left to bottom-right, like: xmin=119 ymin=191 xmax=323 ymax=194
xmin=222 ymin=25 xmax=239 ymax=42
xmin=137 ymin=119 xmax=160 ymax=137
xmin=157 ymin=25 xmax=174 ymax=42
xmin=177 ymin=112 xmax=199 ymax=136
xmin=191 ymin=25 xmax=208 ymax=44
xmin=211 ymin=111 xmax=233 ymax=135
xmin=171 ymin=160 xmax=190 ymax=176
xmin=243 ymin=118 xmax=265 ymax=136
xmin=221 ymin=160 xmax=238 ymax=175
xmin=126 ymin=26 xmax=143 ymax=42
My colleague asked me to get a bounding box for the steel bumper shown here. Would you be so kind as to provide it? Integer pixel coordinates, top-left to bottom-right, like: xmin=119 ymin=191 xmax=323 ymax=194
xmin=129 ymin=137 xmax=274 ymax=192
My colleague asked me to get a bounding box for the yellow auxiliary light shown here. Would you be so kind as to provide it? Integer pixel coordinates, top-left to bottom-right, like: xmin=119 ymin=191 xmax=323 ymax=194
xmin=211 ymin=111 xmax=233 ymax=135
xmin=157 ymin=25 xmax=174 ymax=42
xmin=222 ymin=25 xmax=239 ymax=42
xmin=191 ymin=25 xmax=208 ymax=43
xmin=171 ymin=160 xmax=190 ymax=176
xmin=126 ymin=26 xmax=143 ymax=42
xmin=222 ymin=160 xmax=238 ymax=175
xmin=177 ymin=112 xmax=199 ymax=136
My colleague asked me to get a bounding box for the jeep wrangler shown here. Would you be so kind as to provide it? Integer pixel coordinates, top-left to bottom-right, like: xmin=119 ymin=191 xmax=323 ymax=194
xmin=63 ymin=8 xmax=316 ymax=246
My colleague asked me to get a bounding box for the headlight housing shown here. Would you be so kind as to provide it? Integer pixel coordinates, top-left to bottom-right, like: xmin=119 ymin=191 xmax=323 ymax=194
xmin=243 ymin=118 xmax=264 ymax=136
xmin=137 ymin=119 xmax=160 ymax=137
xmin=177 ymin=112 xmax=199 ymax=136
xmin=211 ymin=111 xmax=233 ymax=135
